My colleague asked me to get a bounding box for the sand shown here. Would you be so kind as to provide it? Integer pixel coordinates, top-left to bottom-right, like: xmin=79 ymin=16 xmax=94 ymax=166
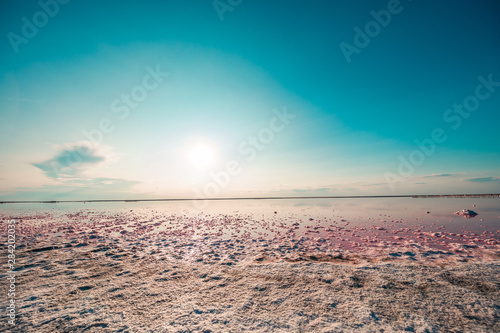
xmin=1 ymin=208 xmax=499 ymax=332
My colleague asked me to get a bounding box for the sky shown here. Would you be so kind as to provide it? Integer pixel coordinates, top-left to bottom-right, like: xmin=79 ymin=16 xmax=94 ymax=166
xmin=1 ymin=0 xmax=500 ymax=201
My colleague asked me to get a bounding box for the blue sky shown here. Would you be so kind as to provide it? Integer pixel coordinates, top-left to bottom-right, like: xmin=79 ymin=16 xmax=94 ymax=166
xmin=1 ymin=0 xmax=500 ymax=200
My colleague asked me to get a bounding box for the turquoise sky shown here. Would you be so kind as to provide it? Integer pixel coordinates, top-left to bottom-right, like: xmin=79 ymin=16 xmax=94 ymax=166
xmin=1 ymin=0 xmax=499 ymax=200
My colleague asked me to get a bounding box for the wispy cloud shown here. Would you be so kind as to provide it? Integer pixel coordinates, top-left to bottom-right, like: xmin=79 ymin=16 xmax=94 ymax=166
xmin=33 ymin=141 xmax=114 ymax=179
xmin=465 ymin=177 xmax=500 ymax=183
xmin=419 ymin=173 xmax=464 ymax=178
xmin=1 ymin=178 xmax=142 ymax=201
xmin=292 ymin=187 xmax=332 ymax=194
xmin=361 ymin=182 xmax=386 ymax=187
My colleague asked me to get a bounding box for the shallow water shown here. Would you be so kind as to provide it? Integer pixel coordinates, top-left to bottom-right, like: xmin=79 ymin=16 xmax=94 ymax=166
xmin=2 ymin=198 xmax=499 ymax=257
xmin=2 ymin=197 xmax=499 ymax=233
xmin=1 ymin=198 xmax=499 ymax=332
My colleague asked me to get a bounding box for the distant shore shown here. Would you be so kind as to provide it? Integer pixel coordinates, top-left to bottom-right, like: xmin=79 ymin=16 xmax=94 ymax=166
xmin=1 ymin=193 xmax=499 ymax=204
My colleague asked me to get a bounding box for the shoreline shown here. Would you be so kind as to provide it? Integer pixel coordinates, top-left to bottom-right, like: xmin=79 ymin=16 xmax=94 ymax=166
xmin=1 ymin=193 xmax=499 ymax=204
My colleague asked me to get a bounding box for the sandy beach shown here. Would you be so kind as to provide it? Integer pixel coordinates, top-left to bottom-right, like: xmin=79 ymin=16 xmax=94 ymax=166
xmin=1 ymin=204 xmax=499 ymax=332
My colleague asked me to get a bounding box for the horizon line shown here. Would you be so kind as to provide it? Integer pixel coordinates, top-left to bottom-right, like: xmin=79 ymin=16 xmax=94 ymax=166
xmin=1 ymin=193 xmax=499 ymax=204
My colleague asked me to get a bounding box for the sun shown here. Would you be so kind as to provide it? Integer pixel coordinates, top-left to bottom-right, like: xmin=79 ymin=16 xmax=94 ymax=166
xmin=187 ymin=143 xmax=215 ymax=169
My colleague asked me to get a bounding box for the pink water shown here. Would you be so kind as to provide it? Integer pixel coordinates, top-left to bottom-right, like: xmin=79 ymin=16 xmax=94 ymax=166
xmin=1 ymin=197 xmax=499 ymax=262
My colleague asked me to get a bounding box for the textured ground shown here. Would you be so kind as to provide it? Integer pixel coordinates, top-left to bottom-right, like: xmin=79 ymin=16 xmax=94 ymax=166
xmin=1 ymin=238 xmax=499 ymax=332
xmin=1 ymin=208 xmax=499 ymax=332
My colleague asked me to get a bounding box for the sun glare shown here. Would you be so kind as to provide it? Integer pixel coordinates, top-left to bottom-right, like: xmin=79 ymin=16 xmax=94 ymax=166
xmin=188 ymin=143 xmax=215 ymax=169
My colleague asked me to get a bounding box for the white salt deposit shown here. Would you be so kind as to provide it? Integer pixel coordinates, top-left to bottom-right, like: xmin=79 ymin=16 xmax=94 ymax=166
xmin=454 ymin=209 xmax=479 ymax=218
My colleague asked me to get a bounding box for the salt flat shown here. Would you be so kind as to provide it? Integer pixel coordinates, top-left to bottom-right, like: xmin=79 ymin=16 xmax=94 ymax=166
xmin=1 ymin=240 xmax=499 ymax=332
xmin=1 ymin=199 xmax=499 ymax=332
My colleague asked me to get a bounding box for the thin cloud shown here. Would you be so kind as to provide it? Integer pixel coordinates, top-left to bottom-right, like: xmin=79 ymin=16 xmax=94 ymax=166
xmin=292 ymin=187 xmax=335 ymax=194
xmin=2 ymin=178 xmax=142 ymax=201
xmin=419 ymin=173 xmax=463 ymax=178
xmin=465 ymin=177 xmax=500 ymax=183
